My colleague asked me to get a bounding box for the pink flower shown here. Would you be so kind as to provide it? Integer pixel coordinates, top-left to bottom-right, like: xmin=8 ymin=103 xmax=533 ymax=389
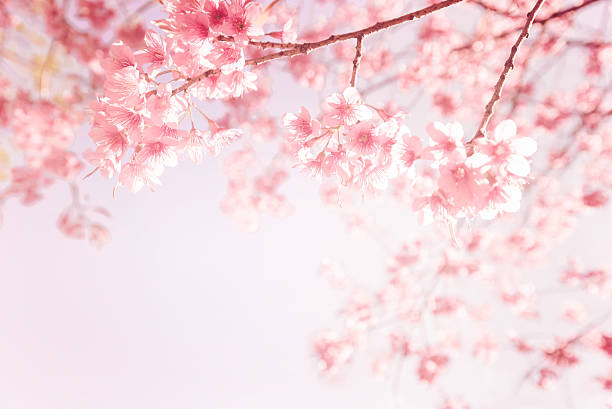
xmin=206 ymin=125 xmax=242 ymax=156
xmin=413 ymin=190 xmax=457 ymax=225
xmin=354 ymin=160 xmax=389 ymax=194
xmin=313 ymin=332 xmax=355 ymax=374
xmin=102 ymin=41 xmax=136 ymax=72
xmin=220 ymin=70 xmax=257 ymax=97
xmin=268 ymin=18 xmax=298 ymax=43
xmin=392 ymin=126 xmax=431 ymax=171
xmin=544 ymin=345 xmax=579 ymax=367
xmin=104 ymin=66 xmax=148 ymax=105
xmin=117 ymin=162 xmax=161 ymax=193
xmin=57 ymin=209 xmax=86 ymax=239
xmin=222 ymin=0 xmax=264 ymax=42
xmin=136 ymin=137 xmax=179 ymax=174
xmin=323 ymin=87 xmax=372 ymax=126
xmin=142 ymin=123 xmax=188 ymax=144
xmin=84 ymin=148 xmax=121 ymax=178
xmin=209 ymin=42 xmax=245 ymax=73
xmin=479 ymin=182 xmax=523 ymax=219
xmin=437 ymin=161 xmax=488 ymax=210
xmin=77 ymin=0 xmax=116 ymax=30
xmin=204 ymin=0 xmax=229 ymax=29
xmin=182 ymin=129 xmax=209 ymax=164
xmin=88 ymin=122 xmax=128 ymax=159
xmin=105 ymin=104 xmax=145 ymax=136
xmin=418 ymin=350 xmax=449 ymax=383
xmin=282 ymin=107 xmax=319 ymax=141
xmin=597 ymin=370 xmax=612 ymax=391
xmin=89 ymin=222 xmax=111 ymax=248
xmin=474 ymin=120 xmax=537 ymax=177
xmin=537 ymin=367 xmax=558 ymax=389
xmin=600 ymin=334 xmax=612 ymax=357
xmin=135 ymin=31 xmax=170 ymax=72
xmin=43 ymin=150 xmax=83 ymax=179
xmin=583 ymin=190 xmax=608 ymax=207
xmin=433 ymin=91 xmax=459 ymax=116
xmin=347 ymin=121 xmax=380 ymax=155
xmin=426 ymin=121 xmax=466 ymax=162
xmin=176 ymin=12 xmax=212 ymax=44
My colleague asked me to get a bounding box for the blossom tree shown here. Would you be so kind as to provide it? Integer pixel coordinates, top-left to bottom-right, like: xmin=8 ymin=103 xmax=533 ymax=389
xmin=1 ymin=0 xmax=612 ymax=407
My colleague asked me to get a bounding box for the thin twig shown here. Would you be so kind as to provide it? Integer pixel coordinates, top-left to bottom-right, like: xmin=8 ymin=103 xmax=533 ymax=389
xmin=350 ymin=36 xmax=364 ymax=87
xmin=470 ymin=0 xmax=546 ymax=144
xmin=249 ymin=40 xmax=298 ymax=49
xmin=452 ymin=0 xmax=605 ymax=54
xmin=536 ymin=0 xmax=601 ymax=23
xmin=507 ymin=26 xmax=546 ymax=115
xmin=216 ymin=35 xmax=299 ymax=49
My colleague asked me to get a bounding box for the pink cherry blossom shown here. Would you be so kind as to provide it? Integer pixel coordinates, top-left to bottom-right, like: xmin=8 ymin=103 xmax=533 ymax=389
xmin=322 ymin=87 xmax=372 ymax=126
xmin=3 ymin=1 xmax=612 ymax=406
xmin=117 ymin=162 xmax=161 ymax=193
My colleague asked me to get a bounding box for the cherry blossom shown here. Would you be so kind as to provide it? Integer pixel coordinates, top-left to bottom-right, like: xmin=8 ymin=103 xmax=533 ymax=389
xmin=2 ymin=0 xmax=612 ymax=407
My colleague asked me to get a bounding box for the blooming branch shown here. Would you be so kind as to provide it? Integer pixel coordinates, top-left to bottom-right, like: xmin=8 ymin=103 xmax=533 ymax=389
xmin=171 ymin=0 xmax=466 ymax=96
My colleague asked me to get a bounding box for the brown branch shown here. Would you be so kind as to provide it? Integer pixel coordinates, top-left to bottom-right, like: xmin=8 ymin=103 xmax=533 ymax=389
xmin=470 ymin=0 xmax=546 ymax=144
xmin=216 ymin=35 xmax=298 ymax=49
xmin=350 ymin=36 xmax=364 ymax=88
xmin=249 ymin=40 xmax=298 ymax=49
xmin=567 ymin=39 xmax=612 ymax=48
xmin=453 ymin=0 xmax=605 ymax=54
xmin=171 ymin=0 xmax=466 ymax=96
xmin=535 ymin=0 xmax=601 ymax=23
xmin=507 ymin=25 xmax=549 ymax=115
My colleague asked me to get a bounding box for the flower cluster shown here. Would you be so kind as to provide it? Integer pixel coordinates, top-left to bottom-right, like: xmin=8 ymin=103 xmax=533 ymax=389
xmin=283 ymin=87 xmax=401 ymax=195
xmin=283 ymin=87 xmax=537 ymax=227
xmin=87 ymin=0 xmax=297 ymax=192
xmin=3 ymin=0 xmax=612 ymax=407
xmin=413 ymin=119 xmax=537 ymax=224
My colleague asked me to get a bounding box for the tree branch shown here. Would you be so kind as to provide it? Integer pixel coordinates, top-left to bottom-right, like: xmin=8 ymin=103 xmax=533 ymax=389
xmin=453 ymin=0 xmax=605 ymax=54
xmin=470 ymin=0 xmax=547 ymax=144
xmin=350 ymin=36 xmax=364 ymax=88
xmin=171 ymin=0 xmax=466 ymax=96
xmin=535 ymin=0 xmax=600 ymax=23
xmin=216 ymin=35 xmax=299 ymax=49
